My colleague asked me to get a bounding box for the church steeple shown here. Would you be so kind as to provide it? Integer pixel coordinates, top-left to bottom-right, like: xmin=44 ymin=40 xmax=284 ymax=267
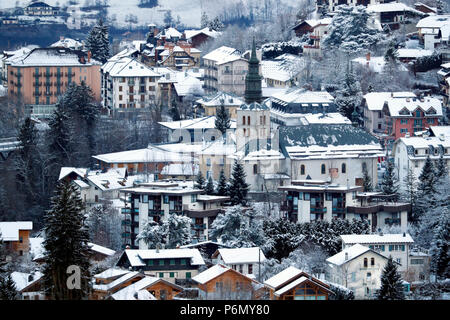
xmin=244 ymin=37 xmax=262 ymax=104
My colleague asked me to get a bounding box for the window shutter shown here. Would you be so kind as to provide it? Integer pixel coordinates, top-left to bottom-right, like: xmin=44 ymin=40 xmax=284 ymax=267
xmin=389 ymin=245 xmax=393 ymax=251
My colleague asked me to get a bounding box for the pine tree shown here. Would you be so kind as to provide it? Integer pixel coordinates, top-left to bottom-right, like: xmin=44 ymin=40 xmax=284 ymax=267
xmin=200 ymin=11 xmax=209 ymax=29
xmin=334 ymin=70 xmax=363 ymax=120
xmin=0 ymin=273 xmax=18 ymax=300
xmin=163 ymin=10 xmax=173 ymax=27
xmin=418 ymin=156 xmax=436 ymax=196
xmin=42 ymin=180 xmax=91 ymax=300
xmin=136 ymin=221 xmax=165 ymax=248
xmin=429 ymin=211 xmax=449 ymax=278
xmin=380 ymin=160 xmax=398 ymax=199
xmin=208 ymin=16 xmax=225 ymax=31
xmin=216 ymin=169 xmax=228 ymax=196
xmin=228 ymin=160 xmax=250 ymax=205
xmin=215 ymin=103 xmax=231 ymax=136
xmin=402 ymin=167 xmax=419 ymax=223
xmin=377 ymin=256 xmax=405 ymax=300
xmin=210 ymin=206 xmax=243 ymax=244
xmin=384 ymin=40 xmax=399 ymax=64
xmin=435 ymin=154 xmax=448 ymax=180
xmin=205 ymin=176 xmax=215 ymax=195
xmin=47 ymin=106 xmax=72 ymax=168
xmin=194 ymin=171 xmax=206 ymax=190
xmin=362 ymin=163 xmax=373 ymax=192
xmin=85 ymin=18 xmax=110 ymax=64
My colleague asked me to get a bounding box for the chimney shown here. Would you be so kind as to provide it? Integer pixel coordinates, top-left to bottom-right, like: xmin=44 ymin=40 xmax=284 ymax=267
xmin=87 ymin=51 xmax=91 ymax=63
xmin=345 ymin=252 xmax=349 ymax=260
xmin=403 ymin=232 xmax=406 ymax=237
xmin=366 ymin=52 xmax=371 ymax=62
xmin=390 ymin=92 xmax=393 ymax=97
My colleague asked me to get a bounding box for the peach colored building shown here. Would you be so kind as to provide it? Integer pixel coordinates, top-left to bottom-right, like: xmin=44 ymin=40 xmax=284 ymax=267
xmin=8 ymin=47 xmax=101 ymax=117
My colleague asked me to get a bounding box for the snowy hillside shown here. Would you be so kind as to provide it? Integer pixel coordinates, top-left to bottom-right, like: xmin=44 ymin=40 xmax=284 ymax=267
xmin=1 ymin=0 xmax=302 ymax=28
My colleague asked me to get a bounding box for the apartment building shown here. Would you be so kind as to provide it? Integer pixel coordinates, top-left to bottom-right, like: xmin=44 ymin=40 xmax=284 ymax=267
xmin=202 ymin=46 xmax=248 ymax=95
xmin=279 ymin=181 xmax=410 ymax=231
xmin=101 ymin=56 xmax=161 ymax=114
xmin=119 ymin=182 xmax=229 ymax=249
xmin=8 ymin=47 xmax=101 ymax=117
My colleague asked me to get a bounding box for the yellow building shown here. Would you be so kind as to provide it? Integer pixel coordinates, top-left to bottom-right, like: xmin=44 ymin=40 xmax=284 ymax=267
xmin=195 ymin=92 xmax=245 ymax=119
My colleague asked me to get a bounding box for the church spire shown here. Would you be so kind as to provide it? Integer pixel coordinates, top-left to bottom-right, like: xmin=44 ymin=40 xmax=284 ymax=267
xmin=244 ymin=37 xmax=262 ymax=104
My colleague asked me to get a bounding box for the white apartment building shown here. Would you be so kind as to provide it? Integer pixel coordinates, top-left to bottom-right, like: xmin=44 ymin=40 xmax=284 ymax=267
xmin=340 ymin=233 xmax=415 ymax=274
xmin=119 ymin=182 xmax=229 ymax=249
xmin=326 ymin=243 xmax=390 ymax=299
xmin=392 ymin=126 xmax=450 ymax=192
xmin=101 ymin=56 xmax=161 ymax=114
xmin=211 ymin=247 xmax=266 ymax=277
xmin=202 ymin=46 xmax=249 ymax=96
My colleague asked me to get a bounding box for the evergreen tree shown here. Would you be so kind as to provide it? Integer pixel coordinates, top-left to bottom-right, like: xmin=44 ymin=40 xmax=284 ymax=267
xmin=429 ymin=210 xmax=449 ymax=278
xmin=47 ymin=106 xmax=72 ymax=168
xmin=208 ymin=16 xmax=225 ymax=31
xmin=85 ymin=18 xmax=110 ymax=64
xmin=169 ymin=105 xmax=181 ymax=121
xmin=262 ymin=218 xmax=304 ymax=261
xmin=216 ymin=169 xmax=228 ymax=196
xmin=402 ymin=167 xmax=419 ymax=223
xmin=215 ymin=103 xmax=231 ymax=135
xmin=377 ymin=256 xmax=405 ymax=300
xmin=210 ymin=206 xmax=243 ymax=244
xmin=362 ymin=163 xmax=373 ymax=192
xmin=228 ymin=160 xmax=250 ymax=205
xmin=205 ymin=176 xmax=215 ymax=195
xmin=194 ymin=171 xmax=206 ymax=190
xmin=418 ymin=156 xmax=436 ymax=195
xmin=200 ymin=11 xmax=209 ymax=29
xmin=163 ymin=10 xmax=173 ymax=27
xmin=42 ymin=180 xmax=91 ymax=300
xmin=380 ymin=160 xmax=398 ymax=199
xmin=435 ymin=154 xmax=448 ymax=180
xmin=136 ymin=221 xmax=165 ymax=248
xmin=334 ymin=70 xmax=363 ymax=120
xmin=384 ymin=40 xmax=398 ymax=64
xmin=0 ymin=274 xmax=18 ymax=300
xmin=15 ymin=117 xmax=40 ymax=204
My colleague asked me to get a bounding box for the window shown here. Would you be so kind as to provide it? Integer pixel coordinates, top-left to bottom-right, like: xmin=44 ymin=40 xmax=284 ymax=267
xmin=19 ymin=250 xmax=23 ymax=256
xmin=119 ymin=86 xmax=122 ymax=92
xmin=415 ymin=110 xmax=421 ymax=117
xmin=367 ymin=272 xmax=371 ymax=278
xmin=247 ymin=116 xmax=250 ymax=125
xmin=159 ymin=272 xmax=164 ymax=278
xmin=400 ymin=119 xmax=408 ymax=124
xmin=147 ymin=260 xmax=153 ymax=266
xmin=19 ymin=237 xmax=23 ymax=243
xmin=215 ymin=282 xmax=223 ymax=290
xmin=242 ymin=116 xmax=246 ymax=125
xmin=95 ymin=195 xmax=99 ymax=202
xmin=304 ymin=193 xmax=310 ymax=201
xmin=364 ymin=258 xmax=368 ymax=268
xmin=300 ymin=165 xmax=305 ymax=175
xmin=186 ymin=272 xmax=191 ymax=279
xmin=169 ymin=272 xmax=175 ymax=278
xmin=239 ymin=265 xmax=243 ymax=274
xmin=396 ymin=258 xmax=401 ymax=264
xmin=180 ymin=259 xmax=186 ymax=265
xmin=428 ymin=119 xmax=434 ymax=124
xmin=253 ymin=164 xmax=258 ymax=174
xmin=248 ymin=264 xmax=253 ymax=274
xmin=321 ymin=164 xmax=326 ymax=174
xmin=371 ymin=258 xmax=375 ymax=266
xmin=411 ymin=259 xmax=424 ymax=265
xmin=159 ymin=259 xmax=165 ymax=266
xmin=163 ymin=195 xmax=169 ymax=204
xmin=170 ymin=259 xmax=175 ymax=265
xmin=341 ymin=163 xmax=346 ymax=174
xmin=191 ymin=194 xmax=197 ymax=203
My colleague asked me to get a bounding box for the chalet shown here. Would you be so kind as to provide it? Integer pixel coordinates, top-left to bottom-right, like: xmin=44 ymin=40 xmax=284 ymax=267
xmin=158 ymin=44 xmax=201 ymax=70
xmin=0 ymin=221 xmax=33 ymax=257
xmin=367 ymin=3 xmax=424 ymax=30
xmin=193 ymin=264 xmax=262 ymax=300
xmin=292 ymin=20 xmax=319 ymax=37
xmin=180 ymin=241 xmax=231 ymax=264
xmin=326 ymin=243 xmax=393 ymax=299
xmin=300 ymin=18 xmax=332 ymax=57
xmin=340 ymin=233 xmax=415 ymax=274
xmin=116 ymin=248 xmax=205 ymax=284
xmin=11 ymin=271 xmax=44 ymax=300
xmin=416 ymin=15 xmax=450 ymax=50
xmin=24 ymin=1 xmax=59 ymax=16
xmin=211 ymin=247 xmax=266 ymax=277
xmin=414 ymin=2 xmax=437 ymax=14
xmin=396 ymin=48 xmax=433 ymax=63
xmin=184 ymin=28 xmax=221 ymax=48
xmin=92 ymin=268 xmax=183 ymax=300
xmin=264 ymin=266 xmax=332 ymax=300
xmin=194 ymin=92 xmax=245 ymax=119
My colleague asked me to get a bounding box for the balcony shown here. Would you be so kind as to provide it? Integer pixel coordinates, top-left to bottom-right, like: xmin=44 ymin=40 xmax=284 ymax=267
xmin=121 ymin=219 xmax=131 ymax=226
xmin=33 ymin=82 xmax=43 ymax=87
xmin=193 ymin=224 xmax=206 ymax=230
xmin=332 ymin=207 xmax=346 ymax=213
xmin=32 ymin=73 xmax=42 ymax=77
xmin=122 ymin=232 xmax=131 ymax=238
xmin=310 ymin=207 xmax=326 ymax=213
xmin=121 ymin=207 xmax=138 ymax=214
xmin=385 ymin=218 xmax=401 ymax=225
xmin=149 ymin=210 xmax=164 ymax=216
xmin=44 ymin=73 xmax=53 ymax=77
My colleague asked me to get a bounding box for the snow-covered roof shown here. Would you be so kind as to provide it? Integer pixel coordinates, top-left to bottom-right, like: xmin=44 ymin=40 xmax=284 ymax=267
xmin=11 ymin=47 xmax=101 ymax=67
xmin=264 ymin=266 xmax=303 ymax=289
xmin=58 ymin=167 xmax=88 ymax=180
xmin=243 ymin=149 xmax=285 ymax=161
xmin=397 ymin=135 xmax=450 ymax=151
xmin=50 ymin=38 xmax=83 ymax=49
xmin=261 ymin=60 xmax=292 ymax=82
xmin=102 ymin=56 xmax=160 ymax=77
xmin=192 ymin=264 xmax=229 ymax=284
xmin=161 ymin=163 xmax=199 ymax=176
xmin=352 ymin=56 xmax=408 ymax=73
xmin=397 ymin=48 xmax=433 ymax=59
xmin=173 ymin=75 xmax=204 ymax=97
xmin=11 ymin=271 xmax=43 ymax=291
xmin=196 ymin=195 xmax=230 ymax=202
xmin=93 ymin=271 xmax=142 ymax=292
xmin=159 ymin=116 xmax=236 ymax=130
xmin=121 ymin=249 xmax=205 ymax=267
xmin=363 ymin=92 xmax=416 ymax=111
xmin=215 ymin=247 xmax=266 ymax=265
xmin=94 ymin=268 xmax=130 ymax=280
xmin=92 ymin=145 xmax=196 ymax=164
xmin=110 ymin=276 xmax=166 ymax=300
xmin=430 ymin=125 xmax=450 ymax=138
xmin=88 ymin=243 xmax=116 ymax=256
xmin=274 ymin=276 xmax=309 ymax=296
xmin=326 ymin=244 xmax=373 ymax=266
xmin=367 ymin=3 xmax=422 ymax=14
xmin=385 ymin=96 xmax=443 ymax=117
xmin=196 ymin=92 xmax=245 ymax=107
xmin=184 ymin=27 xmax=221 ymax=40
xmin=161 ymin=27 xmax=182 ymax=39
xmin=198 ymin=139 xmax=236 ymax=156
xmin=271 ymin=88 xmax=334 ymax=104
xmin=203 ymin=46 xmax=244 ymax=65
xmin=0 ymin=222 xmax=33 ymax=241
xmin=341 ymin=234 xmax=415 ymax=245
xmin=300 ymin=112 xmax=351 ymax=125
xmin=416 ymin=14 xmax=450 ymax=28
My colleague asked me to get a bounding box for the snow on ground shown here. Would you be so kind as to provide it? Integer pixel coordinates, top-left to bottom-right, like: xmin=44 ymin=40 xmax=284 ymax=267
xmin=4 ymin=0 xmax=300 ymax=28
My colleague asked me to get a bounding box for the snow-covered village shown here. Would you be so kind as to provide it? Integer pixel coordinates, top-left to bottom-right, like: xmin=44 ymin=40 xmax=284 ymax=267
xmin=0 ymin=0 xmax=449 ymax=305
